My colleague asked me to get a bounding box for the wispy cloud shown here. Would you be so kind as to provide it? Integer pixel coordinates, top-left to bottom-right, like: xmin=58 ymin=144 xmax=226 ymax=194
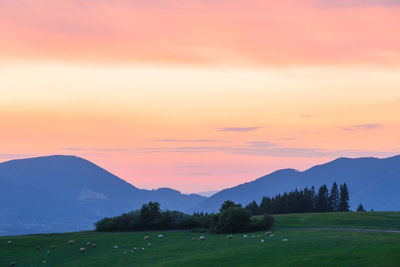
xmin=135 ymin=144 xmax=400 ymax=159
xmin=60 ymin=147 xmax=129 ymax=152
xmin=340 ymin=124 xmax=383 ymax=131
xmin=0 ymin=153 xmax=37 ymax=159
xmin=279 ymin=137 xmax=297 ymax=140
xmin=247 ymin=141 xmax=277 ymax=148
xmin=318 ymin=0 xmax=400 ymax=7
xmin=218 ymin=127 xmax=262 ymax=132
xmin=155 ymin=139 xmax=222 ymax=143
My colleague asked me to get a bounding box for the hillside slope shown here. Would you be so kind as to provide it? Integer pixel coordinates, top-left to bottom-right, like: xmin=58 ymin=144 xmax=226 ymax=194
xmin=0 ymin=155 xmax=205 ymax=235
xmin=192 ymin=155 xmax=400 ymax=213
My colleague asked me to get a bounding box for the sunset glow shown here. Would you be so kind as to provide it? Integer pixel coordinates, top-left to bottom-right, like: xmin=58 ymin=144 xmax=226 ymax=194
xmin=1 ymin=0 xmax=400 ymax=192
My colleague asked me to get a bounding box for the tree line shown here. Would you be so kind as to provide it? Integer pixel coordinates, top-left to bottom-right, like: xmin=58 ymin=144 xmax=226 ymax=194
xmin=95 ymin=200 xmax=274 ymax=233
xmin=245 ymin=182 xmax=350 ymax=215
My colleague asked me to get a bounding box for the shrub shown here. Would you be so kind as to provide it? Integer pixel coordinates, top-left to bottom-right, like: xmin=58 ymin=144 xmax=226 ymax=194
xmin=216 ymin=207 xmax=251 ymax=233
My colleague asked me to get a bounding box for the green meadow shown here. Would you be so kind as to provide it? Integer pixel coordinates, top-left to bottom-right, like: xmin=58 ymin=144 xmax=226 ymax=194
xmin=1 ymin=212 xmax=400 ymax=267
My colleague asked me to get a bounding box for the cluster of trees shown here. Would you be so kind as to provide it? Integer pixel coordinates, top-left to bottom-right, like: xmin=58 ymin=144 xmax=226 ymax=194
xmin=95 ymin=201 xmax=274 ymax=233
xmin=245 ymin=182 xmax=350 ymax=215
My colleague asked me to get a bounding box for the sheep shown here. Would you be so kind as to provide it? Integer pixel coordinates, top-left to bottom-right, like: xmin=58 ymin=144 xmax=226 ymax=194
xmin=134 ymin=247 xmax=137 ymax=251
xmin=199 ymin=236 xmax=205 ymax=240
xmin=226 ymin=235 xmax=233 ymax=239
xmin=43 ymin=260 xmax=46 ymax=264
xmin=265 ymin=231 xmax=272 ymax=236
xmin=80 ymin=247 xmax=86 ymax=252
xmin=158 ymin=234 xmax=164 ymax=238
xmin=86 ymin=242 xmax=91 ymax=246
xmin=68 ymin=240 xmax=74 ymax=244
xmin=10 ymin=262 xmax=16 ymax=266
xmin=50 ymin=245 xmax=56 ymax=250
xmin=36 ymin=246 xmax=41 ymax=251
xmin=261 ymin=239 xmax=265 ymax=243
xmin=191 ymin=237 xmax=196 ymax=242
xmin=92 ymin=244 xmax=97 ymax=248
xmin=142 ymin=247 xmax=145 ymax=251
xmin=147 ymin=243 xmax=151 ymax=246
xmin=113 ymin=245 xmax=119 ymax=249
xmin=144 ymin=236 xmax=150 ymax=240
xmin=7 ymin=240 xmax=12 ymax=245
xmin=243 ymin=235 xmax=248 ymax=239
xmin=281 ymin=238 xmax=288 ymax=242
xmin=269 ymin=234 xmax=275 ymax=238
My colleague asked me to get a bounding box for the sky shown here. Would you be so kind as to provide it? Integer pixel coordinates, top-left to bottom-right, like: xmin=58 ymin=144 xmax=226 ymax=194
xmin=1 ymin=0 xmax=400 ymax=193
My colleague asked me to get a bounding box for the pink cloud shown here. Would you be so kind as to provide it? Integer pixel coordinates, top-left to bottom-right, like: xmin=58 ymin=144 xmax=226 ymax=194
xmin=0 ymin=0 xmax=399 ymax=66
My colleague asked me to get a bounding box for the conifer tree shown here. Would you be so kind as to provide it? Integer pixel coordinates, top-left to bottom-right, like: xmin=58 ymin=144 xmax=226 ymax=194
xmin=339 ymin=183 xmax=350 ymax=211
xmin=316 ymin=184 xmax=330 ymax=212
xmin=357 ymin=204 xmax=365 ymax=212
xmin=329 ymin=182 xmax=340 ymax=212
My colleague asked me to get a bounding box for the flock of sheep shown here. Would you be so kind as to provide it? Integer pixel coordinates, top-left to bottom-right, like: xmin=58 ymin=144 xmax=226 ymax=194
xmin=6 ymin=231 xmax=288 ymax=266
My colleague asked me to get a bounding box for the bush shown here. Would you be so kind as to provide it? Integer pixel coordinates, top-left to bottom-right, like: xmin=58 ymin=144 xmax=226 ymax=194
xmin=95 ymin=200 xmax=274 ymax=233
xmin=216 ymin=207 xmax=251 ymax=233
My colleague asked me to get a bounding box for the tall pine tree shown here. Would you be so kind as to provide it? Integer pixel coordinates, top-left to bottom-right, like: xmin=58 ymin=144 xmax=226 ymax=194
xmin=316 ymin=184 xmax=330 ymax=212
xmin=338 ymin=183 xmax=350 ymax=211
xmin=329 ymin=182 xmax=339 ymax=212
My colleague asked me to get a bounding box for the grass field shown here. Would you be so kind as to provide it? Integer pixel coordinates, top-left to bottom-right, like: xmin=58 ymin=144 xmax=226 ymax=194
xmin=1 ymin=212 xmax=400 ymax=267
xmin=272 ymin=211 xmax=400 ymax=230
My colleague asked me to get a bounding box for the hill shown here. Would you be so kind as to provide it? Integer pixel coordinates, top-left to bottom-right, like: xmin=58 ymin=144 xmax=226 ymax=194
xmin=192 ymin=155 xmax=400 ymax=213
xmin=1 ymin=212 xmax=400 ymax=266
xmin=0 ymin=155 xmax=205 ymax=235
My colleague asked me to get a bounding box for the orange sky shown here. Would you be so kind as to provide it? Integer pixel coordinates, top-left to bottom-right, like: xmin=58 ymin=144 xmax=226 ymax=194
xmin=1 ymin=0 xmax=399 ymax=193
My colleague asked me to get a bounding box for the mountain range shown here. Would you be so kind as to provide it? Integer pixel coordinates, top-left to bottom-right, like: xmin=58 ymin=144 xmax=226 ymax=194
xmin=1 ymin=154 xmax=399 ymax=235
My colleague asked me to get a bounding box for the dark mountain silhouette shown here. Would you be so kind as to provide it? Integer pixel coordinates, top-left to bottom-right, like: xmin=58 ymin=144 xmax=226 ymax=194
xmin=2 ymin=154 xmax=400 ymax=235
xmin=0 ymin=155 xmax=205 ymax=235
xmin=192 ymin=155 xmax=400 ymax=213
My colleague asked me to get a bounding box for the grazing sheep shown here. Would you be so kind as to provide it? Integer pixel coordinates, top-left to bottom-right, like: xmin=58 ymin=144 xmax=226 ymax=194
xmin=50 ymin=245 xmax=56 ymax=250
xmin=147 ymin=243 xmax=151 ymax=246
xmin=144 ymin=236 xmax=150 ymax=240
xmin=8 ymin=241 xmax=12 ymax=245
xmin=281 ymin=239 xmax=288 ymax=242
xmin=80 ymin=247 xmax=86 ymax=252
xmin=261 ymin=239 xmax=265 ymax=243
xmin=43 ymin=260 xmax=46 ymax=264
xmin=92 ymin=244 xmax=97 ymax=248
xmin=199 ymin=236 xmax=205 ymax=240
xmin=68 ymin=240 xmax=74 ymax=244
xmin=86 ymin=242 xmax=91 ymax=246
xmin=10 ymin=262 xmax=16 ymax=266
xmin=265 ymin=232 xmax=272 ymax=236
xmin=113 ymin=245 xmax=119 ymax=249
xmin=270 ymin=234 xmax=275 ymax=238
xmin=226 ymin=235 xmax=233 ymax=239
xmin=191 ymin=237 xmax=196 ymax=242
xmin=158 ymin=234 xmax=164 ymax=238
xmin=142 ymin=247 xmax=145 ymax=251
xmin=252 ymin=235 xmax=255 ymax=238
xmin=243 ymin=235 xmax=248 ymax=239
xmin=36 ymin=246 xmax=41 ymax=251
xmin=134 ymin=247 xmax=137 ymax=251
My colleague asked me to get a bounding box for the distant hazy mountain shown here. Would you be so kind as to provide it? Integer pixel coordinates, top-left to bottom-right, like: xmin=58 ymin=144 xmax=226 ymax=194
xmin=196 ymin=190 xmax=220 ymax=197
xmin=192 ymin=155 xmax=400 ymax=213
xmin=0 ymin=155 xmax=205 ymax=235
